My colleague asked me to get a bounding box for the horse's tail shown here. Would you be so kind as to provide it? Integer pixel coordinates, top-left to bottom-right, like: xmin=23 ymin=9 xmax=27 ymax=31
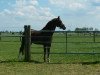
xmin=18 ymin=32 xmax=25 ymax=61
xmin=19 ymin=32 xmax=25 ymax=55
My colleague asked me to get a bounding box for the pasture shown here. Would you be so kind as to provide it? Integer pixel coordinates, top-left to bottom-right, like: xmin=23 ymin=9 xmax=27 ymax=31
xmin=0 ymin=32 xmax=100 ymax=75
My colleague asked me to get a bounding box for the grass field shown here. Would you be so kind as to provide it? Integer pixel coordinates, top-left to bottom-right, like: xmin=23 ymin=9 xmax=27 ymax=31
xmin=0 ymin=32 xmax=100 ymax=75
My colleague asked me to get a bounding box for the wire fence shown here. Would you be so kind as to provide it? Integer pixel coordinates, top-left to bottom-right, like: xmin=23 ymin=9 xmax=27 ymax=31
xmin=0 ymin=29 xmax=100 ymax=63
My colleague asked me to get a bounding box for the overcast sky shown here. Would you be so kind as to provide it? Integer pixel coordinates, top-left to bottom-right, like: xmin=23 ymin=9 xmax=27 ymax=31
xmin=0 ymin=0 xmax=100 ymax=31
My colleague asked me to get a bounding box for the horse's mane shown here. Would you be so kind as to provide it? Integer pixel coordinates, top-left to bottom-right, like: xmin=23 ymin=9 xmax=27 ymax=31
xmin=42 ymin=18 xmax=57 ymax=30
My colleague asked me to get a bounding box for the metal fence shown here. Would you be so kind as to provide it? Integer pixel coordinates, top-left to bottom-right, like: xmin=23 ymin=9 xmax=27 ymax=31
xmin=0 ymin=28 xmax=100 ymax=63
xmin=30 ymin=31 xmax=100 ymax=54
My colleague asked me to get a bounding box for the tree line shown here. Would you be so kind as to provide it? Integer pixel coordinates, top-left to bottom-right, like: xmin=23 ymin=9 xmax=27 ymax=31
xmin=75 ymin=27 xmax=99 ymax=33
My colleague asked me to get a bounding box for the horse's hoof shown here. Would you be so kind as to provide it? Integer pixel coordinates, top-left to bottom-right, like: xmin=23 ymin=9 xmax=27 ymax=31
xmin=18 ymin=53 xmax=24 ymax=61
xmin=47 ymin=58 xmax=50 ymax=63
xmin=44 ymin=59 xmax=50 ymax=63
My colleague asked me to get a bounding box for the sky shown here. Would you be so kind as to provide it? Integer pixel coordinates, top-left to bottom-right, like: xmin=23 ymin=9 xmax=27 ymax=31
xmin=0 ymin=0 xmax=100 ymax=31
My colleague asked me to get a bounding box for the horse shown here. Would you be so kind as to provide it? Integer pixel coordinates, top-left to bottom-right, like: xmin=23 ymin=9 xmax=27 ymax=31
xmin=19 ymin=16 xmax=66 ymax=62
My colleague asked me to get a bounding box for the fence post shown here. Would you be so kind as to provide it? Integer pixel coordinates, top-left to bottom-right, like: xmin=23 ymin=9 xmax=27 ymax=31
xmin=24 ymin=25 xmax=31 ymax=61
xmin=66 ymin=31 xmax=67 ymax=53
xmin=93 ymin=31 xmax=95 ymax=43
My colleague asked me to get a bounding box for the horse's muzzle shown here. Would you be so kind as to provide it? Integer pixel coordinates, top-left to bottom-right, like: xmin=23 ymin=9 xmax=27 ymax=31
xmin=62 ymin=26 xmax=66 ymax=30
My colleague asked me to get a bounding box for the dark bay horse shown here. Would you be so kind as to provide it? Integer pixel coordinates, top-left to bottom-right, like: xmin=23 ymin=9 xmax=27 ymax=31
xmin=19 ymin=16 xmax=66 ymax=62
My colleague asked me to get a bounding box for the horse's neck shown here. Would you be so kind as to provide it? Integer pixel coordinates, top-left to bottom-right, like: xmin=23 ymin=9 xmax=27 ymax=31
xmin=42 ymin=21 xmax=56 ymax=31
xmin=41 ymin=22 xmax=56 ymax=36
xmin=42 ymin=26 xmax=56 ymax=31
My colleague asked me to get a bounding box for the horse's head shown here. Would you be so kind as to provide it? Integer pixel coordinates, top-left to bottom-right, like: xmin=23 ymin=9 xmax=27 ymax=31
xmin=56 ymin=16 xmax=66 ymax=30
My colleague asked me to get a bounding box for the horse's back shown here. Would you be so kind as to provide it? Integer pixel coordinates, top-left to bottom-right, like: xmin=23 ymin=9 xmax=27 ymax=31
xmin=31 ymin=29 xmax=43 ymax=44
xmin=31 ymin=29 xmax=52 ymax=45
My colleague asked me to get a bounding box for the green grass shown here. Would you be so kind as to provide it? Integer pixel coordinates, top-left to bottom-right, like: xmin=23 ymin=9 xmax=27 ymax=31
xmin=0 ymin=32 xmax=100 ymax=75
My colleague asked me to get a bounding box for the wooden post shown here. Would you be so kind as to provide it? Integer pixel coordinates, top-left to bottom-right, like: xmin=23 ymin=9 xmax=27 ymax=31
xmin=24 ymin=25 xmax=31 ymax=61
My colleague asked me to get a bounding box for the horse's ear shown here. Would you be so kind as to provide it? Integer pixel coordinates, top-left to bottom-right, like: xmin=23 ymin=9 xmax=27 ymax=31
xmin=58 ymin=16 xmax=60 ymax=20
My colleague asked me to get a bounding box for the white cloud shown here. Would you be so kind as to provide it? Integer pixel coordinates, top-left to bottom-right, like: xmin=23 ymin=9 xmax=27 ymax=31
xmin=1 ymin=0 xmax=100 ymax=31
xmin=0 ymin=0 xmax=56 ymax=31
xmin=87 ymin=6 xmax=100 ymax=17
xmin=16 ymin=0 xmax=54 ymax=19
xmin=49 ymin=0 xmax=87 ymax=10
xmin=0 ymin=0 xmax=55 ymax=20
xmin=17 ymin=11 xmax=24 ymax=16
xmin=4 ymin=9 xmax=12 ymax=14
xmin=49 ymin=0 xmax=100 ymax=17
xmin=49 ymin=0 xmax=100 ymax=30
xmin=49 ymin=0 xmax=66 ymax=6
xmin=91 ymin=0 xmax=100 ymax=3
xmin=29 ymin=0 xmax=39 ymax=6
xmin=69 ymin=2 xmax=85 ymax=10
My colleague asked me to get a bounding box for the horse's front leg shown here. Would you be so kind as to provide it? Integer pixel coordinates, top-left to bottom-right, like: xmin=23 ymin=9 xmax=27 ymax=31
xmin=44 ymin=45 xmax=51 ymax=63
xmin=47 ymin=47 xmax=50 ymax=63
xmin=43 ymin=45 xmax=46 ymax=62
